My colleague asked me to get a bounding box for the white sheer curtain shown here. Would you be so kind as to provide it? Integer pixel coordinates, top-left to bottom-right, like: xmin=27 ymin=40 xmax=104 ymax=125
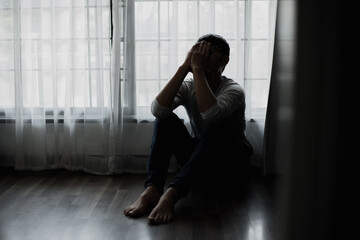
xmin=0 ymin=0 xmax=124 ymax=174
xmin=133 ymin=0 xmax=277 ymax=121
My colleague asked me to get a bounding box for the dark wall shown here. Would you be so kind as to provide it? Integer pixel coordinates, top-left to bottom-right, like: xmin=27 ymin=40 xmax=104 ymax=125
xmin=266 ymin=0 xmax=348 ymax=239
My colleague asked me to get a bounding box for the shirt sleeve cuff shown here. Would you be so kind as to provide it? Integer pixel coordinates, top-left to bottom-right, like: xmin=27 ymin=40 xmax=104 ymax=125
xmin=151 ymin=98 xmax=173 ymax=118
xmin=200 ymin=101 xmax=221 ymax=123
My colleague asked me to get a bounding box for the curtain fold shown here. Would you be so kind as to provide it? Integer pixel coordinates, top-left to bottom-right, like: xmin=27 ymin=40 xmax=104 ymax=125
xmin=263 ymin=0 xmax=294 ymax=176
xmin=3 ymin=0 xmax=124 ymax=174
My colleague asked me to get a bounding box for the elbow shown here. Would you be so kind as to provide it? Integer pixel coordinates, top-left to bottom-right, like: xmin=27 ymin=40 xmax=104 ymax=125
xmin=151 ymin=103 xmax=164 ymax=118
xmin=200 ymin=101 xmax=222 ymax=124
xmin=200 ymin=108 xmax=221 ymax=124
xmin=201 ymin=113 xmax=218 ymax=125
xmin=151 ymin=108 xmax=161 ymax=118
xmin=150 ymin=100 xmax=161 ymax=118
xmin=151 ymin=100 xmax=172 ymax=119
xmin=151 ymin=109 xmax=170 ymax=119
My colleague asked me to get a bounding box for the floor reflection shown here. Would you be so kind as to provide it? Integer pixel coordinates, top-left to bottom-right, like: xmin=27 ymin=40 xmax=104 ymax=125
xmin=0 ymin=172 xmax=278 ymax=240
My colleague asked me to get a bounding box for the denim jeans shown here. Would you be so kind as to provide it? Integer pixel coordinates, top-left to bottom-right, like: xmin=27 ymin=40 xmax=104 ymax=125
xmin=144 ymin=112 xmax=253 ymax=197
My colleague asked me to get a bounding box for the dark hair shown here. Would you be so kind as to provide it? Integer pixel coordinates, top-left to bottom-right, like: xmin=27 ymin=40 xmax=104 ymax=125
xmin=197 ymin=34 xmax=230 ymax=57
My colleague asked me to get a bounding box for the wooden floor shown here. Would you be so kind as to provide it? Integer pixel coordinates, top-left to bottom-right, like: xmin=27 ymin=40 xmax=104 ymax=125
xmin=0 ymin=169 xmax=279 ymax=240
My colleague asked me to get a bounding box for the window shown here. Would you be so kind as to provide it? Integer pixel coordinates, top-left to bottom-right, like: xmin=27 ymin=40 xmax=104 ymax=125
xmin=0 ymin=0 xmax=112 ymax=113
xmin=0 ymin=0 xmax=273 ymax=120
xmin=133 ymin=0 xmax=273 ymax=119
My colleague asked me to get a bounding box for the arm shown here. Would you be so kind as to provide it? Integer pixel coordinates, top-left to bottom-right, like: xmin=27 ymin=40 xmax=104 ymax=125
xmin=155 ymin=43 xmax=199 ymax=107
xmin=200 ymin=86 xmax=245 ymax=123
xmin=192 ymin=68 xmax=217 ymax=113
xmin=155 ymin=65 xmax=188 ymax=107
xmin=191 ymin=41 xmax=217 ymax=113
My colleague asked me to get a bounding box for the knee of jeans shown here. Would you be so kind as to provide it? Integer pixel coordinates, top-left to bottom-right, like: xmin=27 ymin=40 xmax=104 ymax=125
xmin=155 ymin=112 xmax=176 ymax=122
xmin=155 ymin=112 xmax=182 ymax=129
xmin=202 ymin=121 xmax=231 ymax=139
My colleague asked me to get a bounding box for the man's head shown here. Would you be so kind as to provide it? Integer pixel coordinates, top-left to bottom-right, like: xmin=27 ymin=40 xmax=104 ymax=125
xmin=197 ymin=34 xmax=230 ymax=57
xmin=196 ymin=34 xmax=230 ymax=74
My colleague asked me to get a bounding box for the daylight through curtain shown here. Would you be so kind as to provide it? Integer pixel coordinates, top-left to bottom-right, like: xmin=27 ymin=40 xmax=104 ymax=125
xmin=0 ymin=0 xmax=124 ymax=174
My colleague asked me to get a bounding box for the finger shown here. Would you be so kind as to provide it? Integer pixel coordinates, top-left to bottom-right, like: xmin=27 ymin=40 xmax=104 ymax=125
xmin=199 ymin=41 xmax=206 ymax=52
xmin=195 ymin=42 xmax=202 ymax=50
xmin=191 ymin=42 xmax=199 ymax=51
xmin=202 ymin=41 xmax=209 ymax=54
xmin=187 ymin=44 xmax=197 ymax=56
xmin=191 ymin=43 xmax=200 ymax=54
xmin=205 ymin=42 xmax=211 ymax=56
xmin=193 ymin=42 xmax=201 ymax=50
xmin=197 ymin=41 xmax=203 ymax=52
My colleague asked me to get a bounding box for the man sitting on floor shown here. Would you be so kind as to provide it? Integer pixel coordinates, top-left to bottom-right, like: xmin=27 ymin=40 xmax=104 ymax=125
xmin=124 ymin=34 xmax=253 ymax=224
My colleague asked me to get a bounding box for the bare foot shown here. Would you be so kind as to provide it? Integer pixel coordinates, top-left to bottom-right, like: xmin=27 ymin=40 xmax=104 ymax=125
xmin=148 ymin=187 xmax=179 ymax=224
xmin=124 ymin=186 xmax=161 ymax=218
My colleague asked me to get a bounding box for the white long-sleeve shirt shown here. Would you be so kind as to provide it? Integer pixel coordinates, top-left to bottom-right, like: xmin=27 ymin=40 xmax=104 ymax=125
xmin=151 ymin=76 xmax=247 ymax=139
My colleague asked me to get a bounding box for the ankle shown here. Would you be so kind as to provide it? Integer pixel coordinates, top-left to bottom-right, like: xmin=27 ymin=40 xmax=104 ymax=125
xmin=146 ymin=185 xmax=160 ymax=193
xmin=142 ymin=186 xmax=161 ymax=198
xmin=167 ymin=186 xmax=179 ymax=196
xmin=161 ymin=187 xmax=179 ymax=203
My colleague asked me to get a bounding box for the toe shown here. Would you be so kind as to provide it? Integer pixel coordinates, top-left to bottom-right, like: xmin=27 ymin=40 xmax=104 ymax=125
xmin=127 ymin=209 xmax=140 ymax=218
xmin=148 ymin=212 xmax=156 ymax=223
xmin=124 ymin=206 xmax=139 ymax=218
xmin=124 ymin=207 xmax=132 ymax=215
xmin=148 ymin=212 xmax=155 ymax=220
xmin=148 ymin=216 xmax=157 ymax=224
xmin=127 ymin=210 xmax=134 ymax=216
xmin=155 ymin=214 xmax=162 ymax=223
